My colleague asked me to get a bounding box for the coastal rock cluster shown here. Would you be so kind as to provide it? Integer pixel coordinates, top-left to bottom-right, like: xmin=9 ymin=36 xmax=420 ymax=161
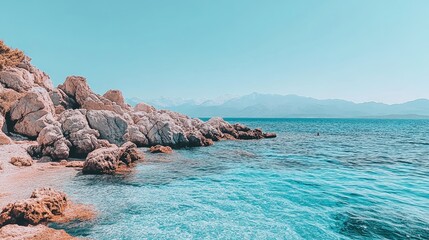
xmin=0 ymin=41 xmax=276 ymax=174
xmin=0 ymin=188 xmax=67 ymax=226
xmin=0 ymin=187 xmax=90 ymax=240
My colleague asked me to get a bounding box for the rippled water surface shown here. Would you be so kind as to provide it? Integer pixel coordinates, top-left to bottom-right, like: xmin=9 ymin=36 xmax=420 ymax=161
xmin=53 ymin=119 xmax=429 ymax=239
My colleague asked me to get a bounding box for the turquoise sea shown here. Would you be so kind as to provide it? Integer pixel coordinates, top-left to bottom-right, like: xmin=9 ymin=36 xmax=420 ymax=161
xmin=52 ymin=119 xmax=429 ymax=239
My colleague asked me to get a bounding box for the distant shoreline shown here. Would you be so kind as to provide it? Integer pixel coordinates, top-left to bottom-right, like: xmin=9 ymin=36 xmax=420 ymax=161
xmin=198 ymin=115 xmax=429 ymax=120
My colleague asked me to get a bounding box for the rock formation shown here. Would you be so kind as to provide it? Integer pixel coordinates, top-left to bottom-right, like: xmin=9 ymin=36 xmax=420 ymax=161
xmin=9 ymin=157 xmax=33 ymax=167
xmin=0 ymin=188 xmax=67 ymax=226
xmin=82 ymin=142 xmax=143 ymax=174
xmin=150 ymin=145 xmax=173 ymax=154
xmin=0 ymin=41 xmax=276 ymax=169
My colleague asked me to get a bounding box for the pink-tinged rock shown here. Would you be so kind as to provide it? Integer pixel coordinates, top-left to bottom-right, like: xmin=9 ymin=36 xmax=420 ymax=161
xmin=0 ymin=188 xmax=68 ymax=226
xmin=82 ymin=142 xmax=144 ymax=174
xmin=103 ymin=89 xmax=131 ymax=110
xmin=0 ymin=67 xmax=34 ymax=93
xmin=9 ymin=156 xmax=33 ymax=167
xmin=134 ymin=102 xmax=155 ymax=113
xmin=9 ymin=87 xmax=57 ymax=137
xmin=82 ymin=145 xmax=121 ymax=174
xmin=86 ymin=110 xmax=128 ymax=145
xmin=58 ymin=76 xmax=129 ymax=117
xmin=58 ymin=109 xmax=100 ymax=156
xmin=37 ymin=125 xmax=71 ymax=160
xmin=149 ymin=145 xmax=173 ymax=154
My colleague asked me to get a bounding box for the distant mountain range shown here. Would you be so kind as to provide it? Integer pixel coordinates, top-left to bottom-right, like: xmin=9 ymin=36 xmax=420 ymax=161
xmin=127 ymin=93 xmax=429 ymax=118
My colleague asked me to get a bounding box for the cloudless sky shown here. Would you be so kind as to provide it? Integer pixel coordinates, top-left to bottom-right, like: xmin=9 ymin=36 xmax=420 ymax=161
xmin=1 ymin=0 xmax=428 ymax=103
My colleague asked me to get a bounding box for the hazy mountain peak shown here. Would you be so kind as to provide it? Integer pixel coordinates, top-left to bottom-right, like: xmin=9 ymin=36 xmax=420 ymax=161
xmin=127 ymin=93 xmax=429 ymax=118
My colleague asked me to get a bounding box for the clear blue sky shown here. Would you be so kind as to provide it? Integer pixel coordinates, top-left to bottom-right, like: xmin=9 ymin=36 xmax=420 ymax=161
xmin=1 ymin=0 xmax=428 ymax=103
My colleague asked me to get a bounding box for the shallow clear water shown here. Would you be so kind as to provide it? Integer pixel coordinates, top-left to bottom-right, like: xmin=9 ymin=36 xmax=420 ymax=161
xmin=52 ymin=119 xmax=429 ymax=239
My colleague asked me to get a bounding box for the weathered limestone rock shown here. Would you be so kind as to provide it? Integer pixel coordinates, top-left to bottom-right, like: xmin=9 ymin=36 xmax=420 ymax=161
xmin=0 ymin=67 xmax=34 ymax=93
xmin=133 ymin=111 xmax=189 ymax=147
xmin=123 ymin=125 xmax=149 ymax=147
xmin=86 ymin=110 xmax=128 ymax=145
xmin=58 ymin=109 xmax=100 ymax=156
xmin=36 ymin=125 xmax=71 ymax=160
xmin=16 ymin=57 xmax=53 ymax=91
xmin=119 ymin=141 xmax=144 ymax=165
xmin=9 ymin=156 xmax=33 ymax=167
xmin=9 ymin=87 xmax=57 ymax=138
xmin=0 ymin=85 xmax=23 ymax=114
xmin=206 ymin=117 xmax=239 ymax=139
xmin=103 ymin=89 xmax=131 ymax=110
xmin=150 ymin=145 xmax=173 ymax=154
xmin=58 ymin=76 xmax=127 ymax=115
xmin=0 ymin=188 xmax=67 ymax=226
xmin=82 ymin=145 xmax=120 ymax=174
xmin=134 ymin=102 xmax=155 ymax=113
xmin=49 ymin=88 xmax=77 ymax=114
xmin=82 ymin=142 xmax=144 ymax=174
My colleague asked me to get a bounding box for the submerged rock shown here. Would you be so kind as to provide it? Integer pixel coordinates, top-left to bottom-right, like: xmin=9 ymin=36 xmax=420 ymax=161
xmin=150 ymin=145 xmax=173 ymax=154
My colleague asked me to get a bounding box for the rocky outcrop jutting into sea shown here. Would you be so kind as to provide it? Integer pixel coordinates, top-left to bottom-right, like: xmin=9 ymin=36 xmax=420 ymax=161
xmin=0 ymin=41 xmax=276 ymax=174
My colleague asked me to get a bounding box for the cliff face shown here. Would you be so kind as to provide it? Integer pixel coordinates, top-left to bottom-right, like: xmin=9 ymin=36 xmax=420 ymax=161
xmin=0 ymin=41 xmax=276 ymax=163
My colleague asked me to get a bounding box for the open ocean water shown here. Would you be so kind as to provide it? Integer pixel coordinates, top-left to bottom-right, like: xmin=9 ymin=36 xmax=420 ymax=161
xmin=51 ymin=118 xmax=429 ymax=239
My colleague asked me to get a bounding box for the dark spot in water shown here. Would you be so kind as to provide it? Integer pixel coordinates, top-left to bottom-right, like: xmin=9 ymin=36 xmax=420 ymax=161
xmin=336 ymin=211 xmax=429 ymax=240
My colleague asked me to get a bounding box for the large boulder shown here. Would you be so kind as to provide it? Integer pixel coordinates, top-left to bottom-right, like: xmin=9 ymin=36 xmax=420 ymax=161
xmin=82 ymin=142 xmax=143 ymax=174
xmin=133 ymin=111 xmax=189 ymax=147
xmin=0 ymin=188 xmax=68 ymax=226
xmin=16 ymin=57 xmax=53 ymax=91
xmin=36 ymin=125 xmax=71 ymax=160
xmin=103 ymin=89 xmax=131 ymax=110
xmin=82 ymin=145 xmax=120 ymax=174
xmin=119 ymin=141 xmax=144 ymax=165
xmin=206 ymin=117 xmax=239 ymax=139
xmin=0 ymin=54 xmax=53 ymax=93
xmin=49 ymin=88 xmax=77 ymax=114
xmin=58 ymin=109 xmax=100 ymax=157
xmin=149 ymin=145 xmax=173 ymax=154
xmin=9 ymin=87 xmax=57 ymax=138
xmin=134 ymin=102 xmax=155 ymax=113
xmin=86 ymin=110 xmax=128 ymax=145
xmin=0 ymin=67 xmax=34 ymax=93
xmin=123 ymin=125 xmax=149 ymax=147
xmin=0 ymin=85 xmax=23 ymax=115
xmin=58 ymin=76 xmax=127 ymax=115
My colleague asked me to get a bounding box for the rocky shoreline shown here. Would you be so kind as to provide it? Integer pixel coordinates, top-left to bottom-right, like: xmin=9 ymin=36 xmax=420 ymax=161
xmin=0 ymin=41 xmax=276 ymax=238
